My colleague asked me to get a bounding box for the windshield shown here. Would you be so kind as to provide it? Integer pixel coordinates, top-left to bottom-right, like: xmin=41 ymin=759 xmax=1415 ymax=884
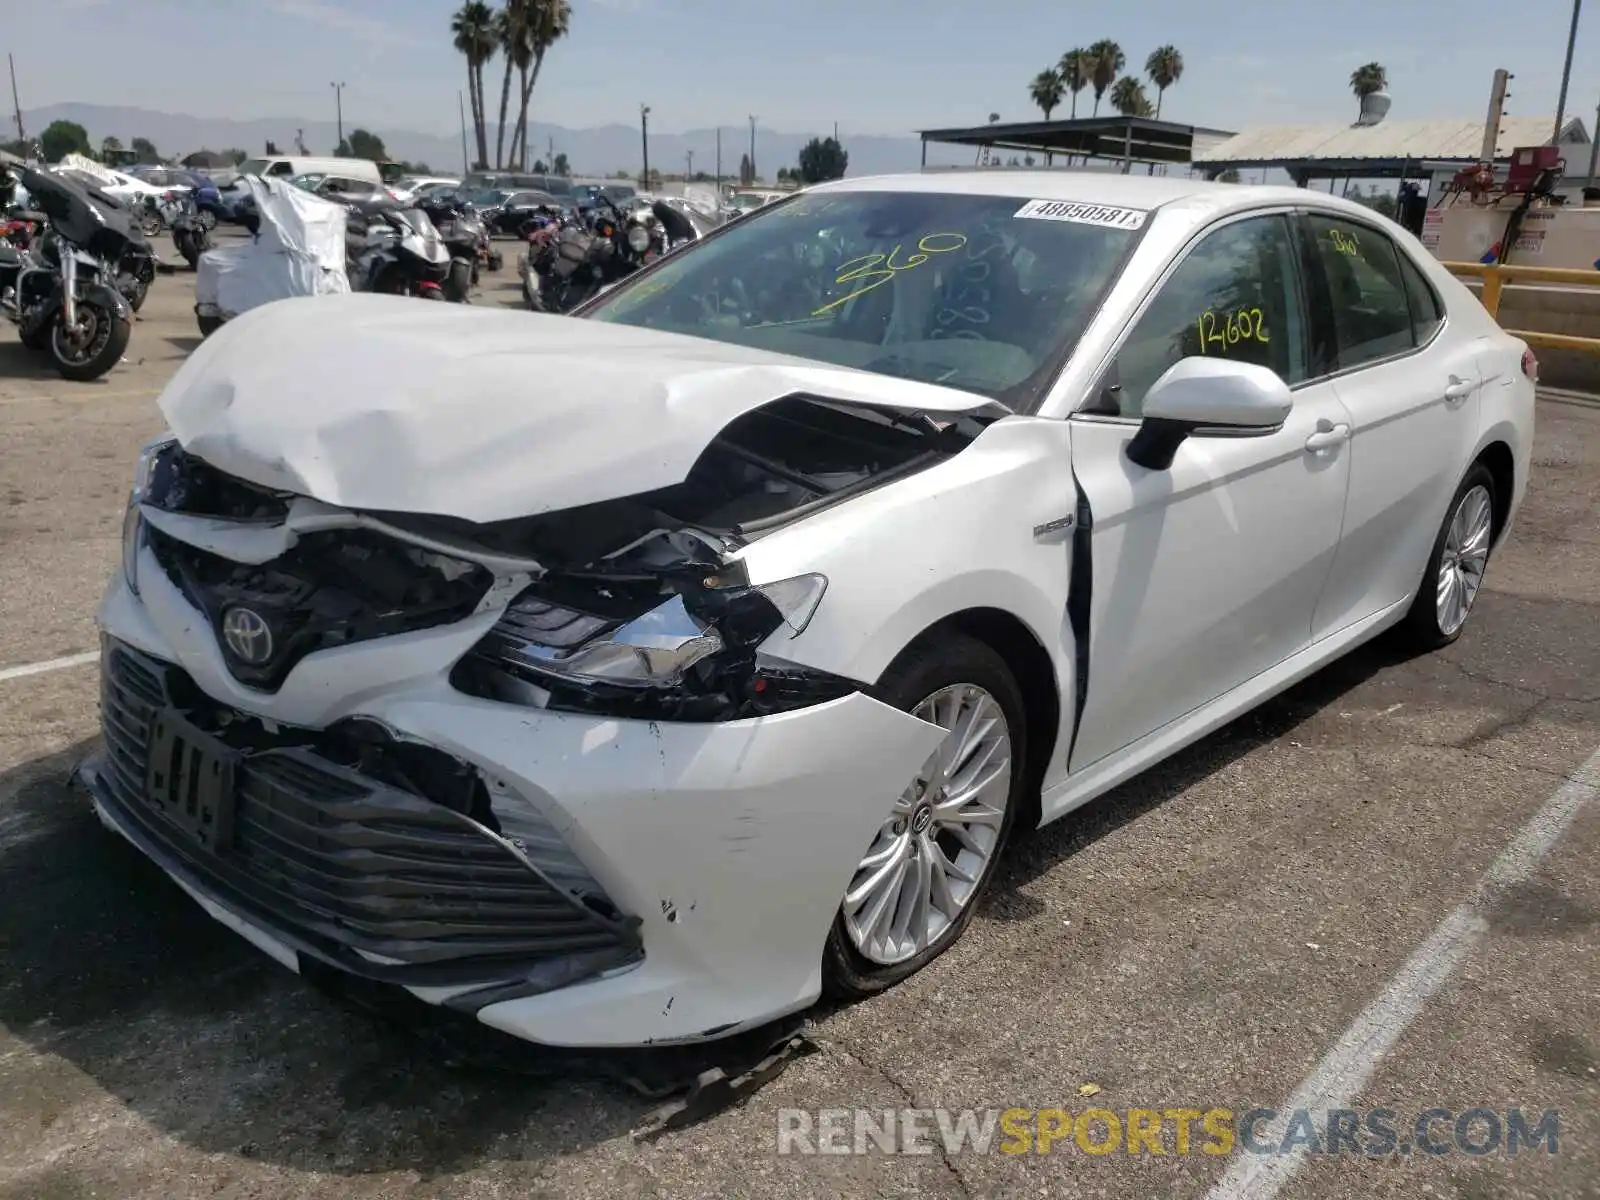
xmin=585 ymin=189 xmax=1141 ymax=407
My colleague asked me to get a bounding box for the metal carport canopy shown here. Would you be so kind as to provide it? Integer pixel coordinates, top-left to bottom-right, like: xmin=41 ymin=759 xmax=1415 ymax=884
xmin=917 ymin=116 xmax=1236 ymax=168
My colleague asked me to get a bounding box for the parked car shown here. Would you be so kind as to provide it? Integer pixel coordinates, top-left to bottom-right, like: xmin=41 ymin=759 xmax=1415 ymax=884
xmin=85 ymin=173 xmax=1534 ymax=1053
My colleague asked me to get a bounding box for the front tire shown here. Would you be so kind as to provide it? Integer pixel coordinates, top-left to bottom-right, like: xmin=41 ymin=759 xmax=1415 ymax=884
xmin=822 ymin=634 xmax=1026 ymax=1000
xmin=50 ymin=303 xmax=131 ymax=382
xmin=1396 ymin=463 xmax=1497 ymax=651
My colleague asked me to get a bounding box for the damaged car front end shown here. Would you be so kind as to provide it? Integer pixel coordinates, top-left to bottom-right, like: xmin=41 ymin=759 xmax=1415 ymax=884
xmin=85 ymin=300 xmax=995 ymax=1047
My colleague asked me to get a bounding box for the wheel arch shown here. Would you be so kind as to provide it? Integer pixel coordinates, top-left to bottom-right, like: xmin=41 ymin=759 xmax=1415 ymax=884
xmin=1473 ymin=439 xmax=1515 ymax=547
xmin=881 ymin=606 xmax=1061 ymax=831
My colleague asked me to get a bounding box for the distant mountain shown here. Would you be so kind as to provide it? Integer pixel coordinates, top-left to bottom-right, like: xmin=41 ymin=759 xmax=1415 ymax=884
xmin=21 ymin=103 xmax=929 ymax=179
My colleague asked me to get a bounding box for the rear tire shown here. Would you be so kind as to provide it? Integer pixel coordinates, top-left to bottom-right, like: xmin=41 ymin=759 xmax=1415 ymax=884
xmin=1395 ymin=463 xmax=1497 ymax=651
xmin=821 ymin=634 xmax=1027 ymax=1000
xmin=197 ymin=314 xmax=225 ymax=338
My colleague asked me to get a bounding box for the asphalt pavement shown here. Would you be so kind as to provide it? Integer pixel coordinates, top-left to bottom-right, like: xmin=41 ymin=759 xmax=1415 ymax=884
xmin=0 ymin=244 xmax=1595 ymax=1199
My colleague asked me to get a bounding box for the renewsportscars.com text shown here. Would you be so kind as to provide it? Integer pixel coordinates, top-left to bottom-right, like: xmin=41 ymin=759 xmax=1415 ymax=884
xmin=776 ymin=1106 xmax=1560 ymax=1158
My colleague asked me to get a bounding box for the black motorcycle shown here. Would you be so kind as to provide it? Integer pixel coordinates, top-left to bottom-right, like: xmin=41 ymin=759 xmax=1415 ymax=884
xmin=0 ymin=167 xmax=133 ymax=380
xmin=165 ymin=192 xmax=212 ymax=269
xmin=417 ymin=197 xmax=490 ymax=302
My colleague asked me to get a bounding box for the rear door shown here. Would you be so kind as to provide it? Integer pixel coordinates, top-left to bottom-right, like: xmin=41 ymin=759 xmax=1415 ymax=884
xmin=1067 ymin=211 xmax=1355 ymax=772
xmin=1300 ymin=212 xmax=1487 ymax=637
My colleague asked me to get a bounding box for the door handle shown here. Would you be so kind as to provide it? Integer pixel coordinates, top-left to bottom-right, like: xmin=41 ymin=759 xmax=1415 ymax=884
xmin=1444 ymin=375 xmax=1475 ymax=405
xmin=1304 ymin=422 xmax=1351 ymax=453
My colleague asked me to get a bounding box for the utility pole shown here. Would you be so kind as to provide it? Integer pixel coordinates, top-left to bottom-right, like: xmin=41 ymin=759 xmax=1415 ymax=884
xmin=331 ymin=81 xmax=346 ymax=149
xmin=1553 ymin=0 xmax=1583 ymax=143
xmin=8 ymin=53 xmax=23 ymax=142
xmin=548 ymin=135 xmax=554 ymax=174
xmin=833 ymin=121 xmax=838 ymax=142
xmin=640 ymin=103 xmax=651 ymax=188
xmin=458 ymin=90 xmax=470 ymax=175
xmin=715 ymin=126 xmax=722 ymax=194
xmin=748 ymin=114 xmax=757 ymax=183
xmin=1587 ymin=95 xmax=1600 ymax=188
xmin=686 ymin=149 xmax=694 ymax=180
xmin=1481 ymin=68 xmax=1511 ymax=163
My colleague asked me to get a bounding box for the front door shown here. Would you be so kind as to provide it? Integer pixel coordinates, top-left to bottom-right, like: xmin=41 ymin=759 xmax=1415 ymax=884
xmin=1067 ymin=211 xmax=1354 ymax=772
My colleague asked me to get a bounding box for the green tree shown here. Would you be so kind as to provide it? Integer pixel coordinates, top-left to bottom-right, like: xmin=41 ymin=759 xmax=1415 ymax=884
xmin=1086 ymin=39 xmax=1125 ymax=116
xmin=739 ymin=152 xmax=754 ymax=186
xmin=797 ymin=136 xmax=847 ymax=184
xmin=40 ymin=120 xmax=92 ymax=162
xmin=100 ymin=135 xmax=123 ymax=157
xmin=1110 ymin=75 xmax=1152 ymax=117
xmin=452 ymin=2 xmax=498 ymax=170
xmin=1144 ymin=46 xmax=1183 ymax=118
xmin=1349 ymin=62 xmax=1387 ymax=100
xmin=509 ymin=0 xmax=571 ymax=170
xmin=531 ymin=158 xmax=547 ymax=172
xmin=344 ymin=129 xmax=388 ymax=161
xmin=551 ymin=151 xmax=570 ymax=175
xmin=223 ymin=148 xmax=248 ymax=166
xmin=131 ymin=136 xmax=161 ymax=163
xmin=1059 ymin=48 xmax=1091 ymax=118
xmin=1029 ymin=67 xmax=1065 ymax=120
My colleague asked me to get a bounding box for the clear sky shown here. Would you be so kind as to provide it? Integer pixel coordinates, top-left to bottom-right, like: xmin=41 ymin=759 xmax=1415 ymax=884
xmin=17 ymin=0 xmax=1600 ymax=140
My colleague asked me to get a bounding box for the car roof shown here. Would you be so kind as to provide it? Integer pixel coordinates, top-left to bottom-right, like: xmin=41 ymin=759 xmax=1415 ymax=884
xmin=814 ymin=170 xmax=1392 ymax=221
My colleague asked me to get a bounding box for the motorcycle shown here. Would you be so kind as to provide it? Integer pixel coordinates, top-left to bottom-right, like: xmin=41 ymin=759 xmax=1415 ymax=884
xmin=522 ymin=199 xmax=706 ymax=314
xmin=349 ymin=206 xmax=452 ymax=299
xmin=0 ymin=168 xmax=133 ymax=380
xmin=417 ymin=197 xmax=494 ymax=302
xmin=162 ymin=191 xmax=212 ymax=269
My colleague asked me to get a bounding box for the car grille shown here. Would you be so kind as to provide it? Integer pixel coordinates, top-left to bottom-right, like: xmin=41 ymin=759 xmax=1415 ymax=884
xmin=96 ymin=640 xmax=640 ymax=986
xmin=144 ymin=524 xmax=493 ymax=691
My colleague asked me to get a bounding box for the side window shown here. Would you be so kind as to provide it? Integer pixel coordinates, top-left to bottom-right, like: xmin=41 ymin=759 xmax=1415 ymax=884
xmin=1100 ymin=215 xmax=1306 ymax=419
xmin=1306 ymin=215 xmax=1413 ymax=369
xmin=1397 ymin=250 xmax=1444 ymax=345
xmin=268 ymin=161 xmax=294 ymax=177
xmin=346 ymin=179 xmax=376 ymax=194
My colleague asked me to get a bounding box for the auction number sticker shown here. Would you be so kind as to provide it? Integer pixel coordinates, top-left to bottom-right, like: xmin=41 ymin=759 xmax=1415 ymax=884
xmin=1013 ymin=199 xmax=1147 ymax=230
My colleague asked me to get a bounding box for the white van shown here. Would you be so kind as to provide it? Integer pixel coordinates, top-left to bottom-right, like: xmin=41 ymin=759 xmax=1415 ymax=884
xmin=233 ymin=156 xmax=383 ymax=185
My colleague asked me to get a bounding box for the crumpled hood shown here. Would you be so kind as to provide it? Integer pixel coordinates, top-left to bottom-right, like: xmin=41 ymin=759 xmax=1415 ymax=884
xmin=160 ymin=293 xmax=994 ymax=524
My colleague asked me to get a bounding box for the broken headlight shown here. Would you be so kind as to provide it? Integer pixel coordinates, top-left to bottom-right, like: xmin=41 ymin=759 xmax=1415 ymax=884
xmin=122 ymin=434 xmax=178 ymax=595
xmin=453 ymin=573 xmax=861 ymax=721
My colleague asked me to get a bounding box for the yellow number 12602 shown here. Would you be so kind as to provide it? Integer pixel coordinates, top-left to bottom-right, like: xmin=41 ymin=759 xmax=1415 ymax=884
xmin=1197 ymin=307 xmax=1270 ymax=354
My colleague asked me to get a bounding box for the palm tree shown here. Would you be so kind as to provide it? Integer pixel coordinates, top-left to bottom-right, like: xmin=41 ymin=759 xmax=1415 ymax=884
xmin=509 ymin=0 xmax=571 ymax=171
xmin=1029 ymin=68 xmax=1065 ymax=120
xmin=451 ymin=2 xmax=497 ymax=169
xmin=1110 ymin=76 xmax=1151 ymax=117
xmin=1059 ymin=48 xmax=1091 ymax=118
xmin=1145 ymin=45 xmax=1183 ymax=118
xmin=1086 ymin=39 xmax=1125 ymax=116
xmin=1350 ymin=61 xmax=1388 ymax=100
xmin=493 ymin=1 xmax=532 ymax=168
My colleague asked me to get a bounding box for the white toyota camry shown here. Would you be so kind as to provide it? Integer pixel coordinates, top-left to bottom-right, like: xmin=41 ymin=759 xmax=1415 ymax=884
xmin=87 ymin=172 xmax=1535 ymax=1050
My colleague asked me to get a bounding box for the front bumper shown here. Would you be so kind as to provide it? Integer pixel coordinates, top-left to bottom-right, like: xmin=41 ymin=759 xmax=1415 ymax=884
xmin=95 ymin=565 xmax=944 ymax=1047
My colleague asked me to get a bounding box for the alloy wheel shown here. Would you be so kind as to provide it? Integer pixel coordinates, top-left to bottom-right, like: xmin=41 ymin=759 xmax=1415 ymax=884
xmin=842 ymin=683 xmax=1013 ymax=965
xmin=1436 ymin=483 xmax=1493 ymax=636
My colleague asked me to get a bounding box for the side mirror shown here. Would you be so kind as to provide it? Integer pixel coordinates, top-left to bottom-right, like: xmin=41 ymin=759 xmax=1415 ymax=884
xmin=1126 ymin=357 xmax=1292 ymax=471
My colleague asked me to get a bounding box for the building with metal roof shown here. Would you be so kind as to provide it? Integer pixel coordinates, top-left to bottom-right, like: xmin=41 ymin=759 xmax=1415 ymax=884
xmin=1194 ymin=115 xmax=1592 ymax=183
xmin=918 ymin=116 xmax=1236 ymax=172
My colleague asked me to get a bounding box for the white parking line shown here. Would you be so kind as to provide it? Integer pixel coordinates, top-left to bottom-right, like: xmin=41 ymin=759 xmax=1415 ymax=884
xmin=0 ymin=651 xmax=101 ymax=683
xmin=1208 ymin=743 xmax=1600 ymax=1200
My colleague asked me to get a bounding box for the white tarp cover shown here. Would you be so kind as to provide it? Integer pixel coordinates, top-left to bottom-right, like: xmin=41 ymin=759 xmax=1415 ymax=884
xmin=195 ymin=176 xmax=350 ymax=320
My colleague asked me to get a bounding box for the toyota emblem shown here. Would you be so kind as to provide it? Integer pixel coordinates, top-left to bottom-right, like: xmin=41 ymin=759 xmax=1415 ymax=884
xmin=221 ymin=606 xmax=274 ymax=665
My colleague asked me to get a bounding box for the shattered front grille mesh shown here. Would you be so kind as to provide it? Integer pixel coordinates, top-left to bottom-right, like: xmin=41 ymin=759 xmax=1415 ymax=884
xmin=96 ymin=641 xmax=641 ymax=980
